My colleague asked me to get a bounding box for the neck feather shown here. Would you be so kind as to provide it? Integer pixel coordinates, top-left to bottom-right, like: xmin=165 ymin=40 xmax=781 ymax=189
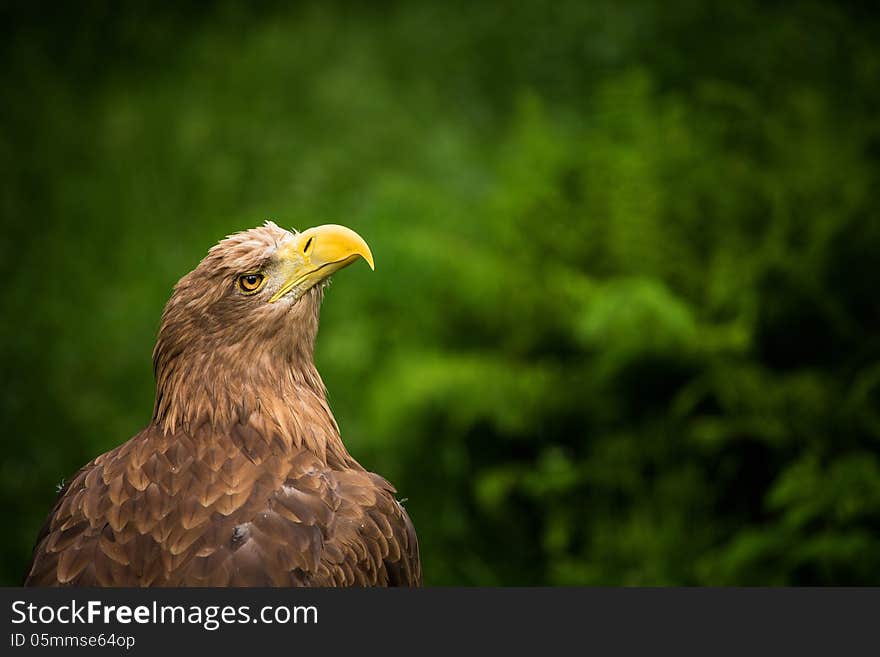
xmin=150 ymin=292 xmax=354 ymax=467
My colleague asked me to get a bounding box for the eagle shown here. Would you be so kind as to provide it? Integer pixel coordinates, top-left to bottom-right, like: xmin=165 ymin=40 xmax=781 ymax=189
xmin=23 ymin=222 xmax=421 ymax=587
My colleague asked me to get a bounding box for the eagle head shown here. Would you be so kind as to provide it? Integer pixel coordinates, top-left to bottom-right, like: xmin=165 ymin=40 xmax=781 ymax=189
xmin=151 ymin=221 xmax=374 ymax=432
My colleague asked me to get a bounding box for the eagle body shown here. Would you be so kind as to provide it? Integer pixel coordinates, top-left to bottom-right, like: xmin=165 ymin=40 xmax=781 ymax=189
xmin=24 ymin=222 xmax=421 ymax=587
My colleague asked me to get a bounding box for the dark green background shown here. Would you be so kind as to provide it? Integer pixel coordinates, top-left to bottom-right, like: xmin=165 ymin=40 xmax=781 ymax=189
xmin=2 ymin=0 xmax=879 ymax=586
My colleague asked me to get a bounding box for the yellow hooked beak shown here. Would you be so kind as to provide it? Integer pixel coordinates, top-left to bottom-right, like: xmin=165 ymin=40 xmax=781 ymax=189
xmin=268 ymin=224 xmax=374 ymax=303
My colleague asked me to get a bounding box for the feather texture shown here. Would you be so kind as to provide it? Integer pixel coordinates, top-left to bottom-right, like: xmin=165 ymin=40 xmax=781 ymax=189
xmin=23 ymin=223 xmax=421 ymax=587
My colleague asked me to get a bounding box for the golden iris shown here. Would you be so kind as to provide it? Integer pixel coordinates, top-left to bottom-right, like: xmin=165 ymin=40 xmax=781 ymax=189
xmin=238 ymin=273 xmax=265 ymax=294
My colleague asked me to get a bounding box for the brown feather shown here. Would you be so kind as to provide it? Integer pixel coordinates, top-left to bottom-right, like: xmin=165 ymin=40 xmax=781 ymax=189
xmin=24 ymin=222 xmax=421 ymax=587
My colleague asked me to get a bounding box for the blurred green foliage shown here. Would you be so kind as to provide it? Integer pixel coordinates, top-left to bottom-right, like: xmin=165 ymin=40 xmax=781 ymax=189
xmin=2 ymin=0 xmax=880 ymax=585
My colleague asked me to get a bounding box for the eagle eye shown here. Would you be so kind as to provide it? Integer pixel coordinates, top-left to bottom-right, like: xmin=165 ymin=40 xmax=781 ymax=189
xmin=237 ymin=273 xmax=266 ymax=294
